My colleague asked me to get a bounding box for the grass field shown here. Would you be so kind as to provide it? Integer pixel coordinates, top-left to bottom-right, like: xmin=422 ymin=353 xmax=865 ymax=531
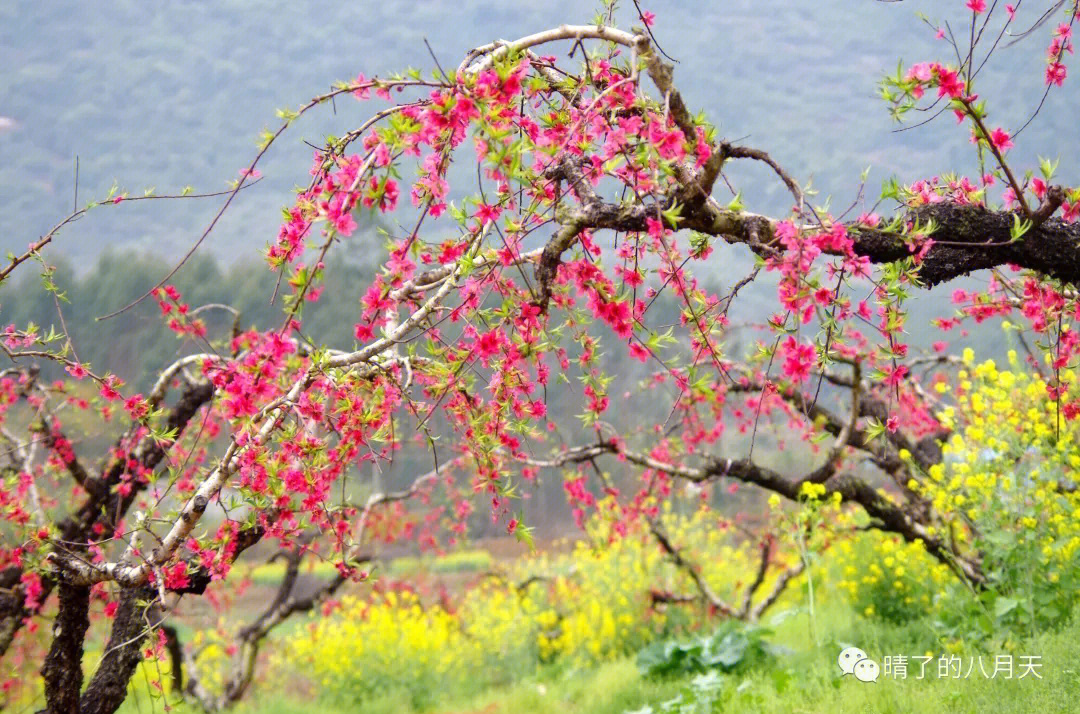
xmin=116 ymin=596 xmax=1080 ymax=714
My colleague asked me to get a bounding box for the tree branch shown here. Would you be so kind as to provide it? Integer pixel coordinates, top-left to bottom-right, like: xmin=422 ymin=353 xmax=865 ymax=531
xmin=546 ymin=184 xmax=1080 ymax=289
xmin=738 ymin=538 xmax=772 ymax=619
xmin=648 ymin=519 xmax=736 ymax=617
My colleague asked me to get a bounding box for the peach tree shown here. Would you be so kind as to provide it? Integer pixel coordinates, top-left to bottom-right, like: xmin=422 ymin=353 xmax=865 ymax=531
xmin=1 ymin=2 xmax=1079 ymax=712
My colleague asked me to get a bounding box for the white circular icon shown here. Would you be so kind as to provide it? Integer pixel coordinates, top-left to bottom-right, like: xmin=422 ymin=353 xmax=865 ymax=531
xmin=854 ymin=657 xmax=880 ymax=683
xmin=837 ymin=646 xmax=868 ymax=675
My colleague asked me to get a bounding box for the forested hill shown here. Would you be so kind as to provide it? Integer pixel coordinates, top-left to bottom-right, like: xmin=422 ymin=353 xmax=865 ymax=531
xmin=2 ymin=0 xmax=1077 ymax=270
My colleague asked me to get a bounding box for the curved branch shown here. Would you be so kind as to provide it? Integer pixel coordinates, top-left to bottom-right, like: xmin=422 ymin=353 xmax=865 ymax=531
xmin=545 ymin=184 xmax=1080 ymax=289
xmin=50 ymin=242 xmax=470 ymax=588
xmin=461 ymin=25 xmax=645 ymax=74
xmin=525 ymin=438 xmax=984 ymax=586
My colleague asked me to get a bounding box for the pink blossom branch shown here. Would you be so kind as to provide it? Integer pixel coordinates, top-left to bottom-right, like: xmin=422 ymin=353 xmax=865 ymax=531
xmin=46 ymin=233 xmax=479 ymax=587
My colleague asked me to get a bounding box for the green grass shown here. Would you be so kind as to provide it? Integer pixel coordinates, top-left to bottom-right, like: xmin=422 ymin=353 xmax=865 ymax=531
xmin=686 ymin=619 xmax=1080 ymax=714
xmin=224 ymin=660 xmax=687 ymax=714
xmin=206 ymin=601 xmax=1080 ymax=714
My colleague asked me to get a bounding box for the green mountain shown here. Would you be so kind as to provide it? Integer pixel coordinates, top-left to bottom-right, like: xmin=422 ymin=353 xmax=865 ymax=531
xmin=2 ymin=1 xmax=1075 ymax=270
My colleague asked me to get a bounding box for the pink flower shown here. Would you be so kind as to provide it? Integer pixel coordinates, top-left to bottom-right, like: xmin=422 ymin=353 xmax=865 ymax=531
xmin=163 ymin=562 xmax=190 ymax=590
xmin=988 ymin=127 xmax=1014 ymax=152
xmin=1006 ymin=4 xmax=1016 ymax=21
xmin=935 ymin=66 xmax=965 ymax=98
xmin=475 ymin=202 xmax=501 ymax=225
xmin=99 ymin=377 xmax=122 ymax=402
xmin=331 ymin=209 xmax=356 ymax=236
xmin=1046 ymin=62 xmax=1067 ymax=87
xmin=352 ymin=73 xmax=371 ymax=100
xmin=780 ymin=337 xmax=816 ymax=383
xmin=966 ymin=0 xmax=986 ymax=13
xmin=884 ymin=364 xmax=909 ymax=388
xmin=124 ymin=394 xmax=148 ymax=420
xmin=641 ymin=10 xmax=655 ymax=26
xmin=856 ymin=212 xmax=880 ymax=227
xmin=629 ymin=342 xmax=650 ymax=362
xmin=476 ymin=330 xmax=501 ymax=361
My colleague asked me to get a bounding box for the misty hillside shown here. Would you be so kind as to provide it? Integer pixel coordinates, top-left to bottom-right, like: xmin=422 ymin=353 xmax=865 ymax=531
xmin=2 ymin=0 xmax=1076 ymax=271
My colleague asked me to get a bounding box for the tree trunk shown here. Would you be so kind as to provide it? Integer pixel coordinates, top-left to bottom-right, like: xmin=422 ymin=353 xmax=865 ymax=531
xmin=79 ymin=587 xmax=157 ymax=714
xmin=40 ymin=582 xmax=90 ymax=714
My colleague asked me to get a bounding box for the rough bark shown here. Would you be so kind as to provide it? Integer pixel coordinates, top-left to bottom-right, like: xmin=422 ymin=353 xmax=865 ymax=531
xmin=40 ymin=582 xmax=90 ymax=714
xmin=78 ymin=587 xmax=158 ymax=714
xmin=541 ymin=190 xmax=1080 ymax=296
xmin=850 ymin=201 xmax=1080 ymax=288
xmin=0 ymin=565 xmax=27 ymax=656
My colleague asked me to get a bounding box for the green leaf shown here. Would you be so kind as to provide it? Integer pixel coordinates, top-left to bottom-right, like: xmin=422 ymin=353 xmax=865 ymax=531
xmin=864 ymin=417 xmax=886 ymax=442
xmin=880 ymin=176 xmax=901 ymax=202
xmin=1038 ymin=156 xmax=1060 ymax=181
xmin=661 ymin=202 xmax=684 ymax=227
xmin=770 ymin=667 xmax=793 ymax=694
xmin=275 ymin=107 xmax=300 ymax=122
xmin=1010 ymin=213 xmax=1033 ymax=242
xmin=257 ymin=128 xmax=275 ymax=150
xmin=994 ymin=596 xmax=1019 ymax=619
